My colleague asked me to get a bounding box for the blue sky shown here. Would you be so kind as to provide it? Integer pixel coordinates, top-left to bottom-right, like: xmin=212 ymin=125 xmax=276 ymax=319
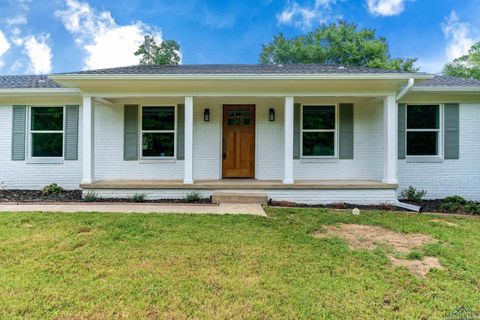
xmin=0 ymin=0 xmax=479 ymax=75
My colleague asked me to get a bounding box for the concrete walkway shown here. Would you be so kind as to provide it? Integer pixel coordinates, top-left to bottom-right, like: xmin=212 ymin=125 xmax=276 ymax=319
xmin=0 ymin=202 xmax=267 ymax=216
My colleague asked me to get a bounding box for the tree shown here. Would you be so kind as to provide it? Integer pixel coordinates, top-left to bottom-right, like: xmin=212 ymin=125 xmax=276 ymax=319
xmin=443 ymin=42 xmax=480 ymax=79
xmin=259 ymin=21 xmax=418 ymax=72
xmin=134 ymin=36 xmax=181 ymax=65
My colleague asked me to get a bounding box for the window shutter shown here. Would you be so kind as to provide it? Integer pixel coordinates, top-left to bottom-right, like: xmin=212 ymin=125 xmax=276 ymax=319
xmin=124 ymin=105 xmax=138 ymax=161
xmin=339 ymin=103 xmax=354 ymax=159
xmin=398 ymin=104 xmax=406 ymax=159
xmin=293 ymin=103 xmax=301 ymax=159
xmin=176 ymin=104 xmax=185 ymax=160
xmin=11 ymin=105 xmax=26 ymax=161
xmin=64 ymin=105 xmax=79 ymax=160
xmin=444 ymin=103 xmax=459 ymax=159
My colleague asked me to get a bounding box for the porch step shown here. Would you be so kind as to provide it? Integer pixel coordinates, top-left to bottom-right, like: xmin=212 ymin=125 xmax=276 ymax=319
xmin=212 ymin=192 xmax=268 ymax=204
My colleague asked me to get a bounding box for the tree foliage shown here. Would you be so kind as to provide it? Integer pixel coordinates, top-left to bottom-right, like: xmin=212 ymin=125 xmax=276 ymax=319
xmin=134 ymin=36 xmax=181 ymax=65
xmin=443 ymin=42 xmax=480 ymax=79
xmin=259 ymin=21 xmax=418 ymax=72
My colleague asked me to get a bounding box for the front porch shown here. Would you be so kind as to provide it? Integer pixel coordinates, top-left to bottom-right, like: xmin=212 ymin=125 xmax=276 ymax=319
xmin=81 ymin=179 xmax=397 ymax=190
xmin=81 ymin=179 xmax=399 ymax=205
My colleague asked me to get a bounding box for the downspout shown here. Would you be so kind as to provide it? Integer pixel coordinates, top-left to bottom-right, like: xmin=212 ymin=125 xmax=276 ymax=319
xmin=394 ymin=78 xmax=419 ymax=212
xmin=396 ymin=78 xmax=414 ymax=101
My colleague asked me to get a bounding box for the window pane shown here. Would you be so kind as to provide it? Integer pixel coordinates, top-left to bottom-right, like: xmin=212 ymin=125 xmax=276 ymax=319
xmin=142 ymin=133 xmax=174 ymax=157
xmin=407 ymin=105 xmax=439 ymax=129
xmin=303 ymin=106 xmax=335 ymax=130
xmin=407 ymin=132 xmax=438 ymax=156
xmin=302 ymin=132 xmax=335 ymax=156
xmin=142 ymin=107 xmax=175 ymax=130
xmin=32 ymin=133 xmax=63 ymax=157
xmin=31 ymin=107 xmax=63 ymax=131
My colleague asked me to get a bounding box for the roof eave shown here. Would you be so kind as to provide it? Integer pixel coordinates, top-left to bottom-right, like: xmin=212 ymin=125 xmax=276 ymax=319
xmin=0 ymin=88 xmax=81 ymax=95
xmin=411 ymin=86 xmax=480 ymax=92
xmin=49 ymin=73 xmax=433 ymax=81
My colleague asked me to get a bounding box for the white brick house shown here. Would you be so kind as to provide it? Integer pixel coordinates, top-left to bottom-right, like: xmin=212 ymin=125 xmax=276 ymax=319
xmin=0 ymin=65 xmax=479 ymax=204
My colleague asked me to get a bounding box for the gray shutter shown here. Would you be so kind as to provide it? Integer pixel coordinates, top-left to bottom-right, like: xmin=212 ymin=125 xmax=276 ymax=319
xmin=124 ymin=105 xmax=138 ymax=161
xmin=339 ymin=103 xmax=354 ymax=159
xmin=398 ymin=104 xmax=406 ymax=159
xmin=444 ymin=103 xmax=459 ymax=159
xmin=11 ymin=105 xmax=26 ymax=161
xmin=64 ymin=105 xmax=79 ymax=160
xmin=176 ymin=104 xmax=185 ymax=160
xmin=293 ymin=103 xmax=301 ymax=159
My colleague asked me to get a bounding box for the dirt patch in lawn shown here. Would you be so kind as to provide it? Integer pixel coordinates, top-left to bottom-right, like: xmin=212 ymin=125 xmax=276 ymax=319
xmin=430 ymin=219 xmax=458 ymax=227
xmin=389 ymin=256 xmax=443 ymax=277
xmin=312 ymin=224 xmax=443 ymax=277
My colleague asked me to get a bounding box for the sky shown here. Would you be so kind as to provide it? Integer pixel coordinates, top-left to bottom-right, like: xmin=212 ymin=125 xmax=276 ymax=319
xmin=0 ymin=0 xmax=479 ymax=75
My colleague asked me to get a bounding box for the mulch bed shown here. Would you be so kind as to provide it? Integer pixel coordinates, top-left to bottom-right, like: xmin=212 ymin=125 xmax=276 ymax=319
xmin=0 ymin=190 xmax=83 ymax=202
xmin=269 ymin=200 xmax=407 ymax=211
xmin=0 ymin=190 xmax=211 ymax=204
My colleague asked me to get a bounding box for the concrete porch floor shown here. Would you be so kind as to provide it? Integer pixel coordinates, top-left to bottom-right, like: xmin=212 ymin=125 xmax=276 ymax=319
xmin=81 ymin=179 xmax=398 ymax=190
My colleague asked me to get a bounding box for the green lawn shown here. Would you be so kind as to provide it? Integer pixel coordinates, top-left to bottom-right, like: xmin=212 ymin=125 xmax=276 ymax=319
xmin=0 ymin=208 xmax=479 ymax=319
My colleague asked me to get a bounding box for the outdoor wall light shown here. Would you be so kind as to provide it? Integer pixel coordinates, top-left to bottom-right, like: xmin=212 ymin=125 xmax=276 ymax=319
xmin=204 ymin=108 xmax=210 ymax=122
xmin=269 ymin=108 xmax=275 ymax=121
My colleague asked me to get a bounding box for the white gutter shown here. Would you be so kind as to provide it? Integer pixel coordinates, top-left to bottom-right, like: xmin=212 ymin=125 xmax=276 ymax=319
xmin=395 ymin=78 xmax=414 ymax=101
xmin=50 ymin=73 xmax=433 ymax=81
xmin=0 ymin=88 xmax=81 ymax=95
xmin=411 ymin=86 xmax=480 ymax=92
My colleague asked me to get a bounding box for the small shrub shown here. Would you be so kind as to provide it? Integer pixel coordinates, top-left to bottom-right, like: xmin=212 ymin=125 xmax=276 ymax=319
xmin=439 ymin=202 xmax=464 ymax=214
xmin=183 ymin=190 xmax=203 ymax=203
xmin=399 ymin=186 xmax=427 ymax=202
xmin=465 ymin=202 xmax=480 ymax=215
xmin=443 ymin=195 xmax=467 ymax=206
xmin=42 ymin=183 xmax=63 ymax=196
xmin=83 ymin=191 xmax=99 ymax=202
xmin=130 ymin=193 xmax=147 ymax=203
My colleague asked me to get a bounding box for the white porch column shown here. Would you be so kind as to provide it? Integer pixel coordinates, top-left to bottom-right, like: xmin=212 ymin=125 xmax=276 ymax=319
xmin=184 ymin=96 xmax=194 ymax=184
xmin=82 ymin=96 xmax=95 ymax=184
xmin=383 ymin=95 xmax=398 ymax=184
xmin=283 ymin=96 xmax=294 ymax=184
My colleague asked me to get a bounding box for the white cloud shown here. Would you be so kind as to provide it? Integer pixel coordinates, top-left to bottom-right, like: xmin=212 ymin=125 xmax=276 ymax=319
xmin=23 ymin=35 xmax=52 ymax=74
xmin=277 ymin=0 xmax=338 ymax=30
xmin=0 ymin=30 xmax=11 ymax=69
xmin=55 ymin=0 xmax=163 ymax=70
xmin=441 ymin=11 xmax=476 ymax=61
xmin=367 ymin=0 xmax=406 ymax=17
xmin=203 ymin=10 xmax=236 ymax=29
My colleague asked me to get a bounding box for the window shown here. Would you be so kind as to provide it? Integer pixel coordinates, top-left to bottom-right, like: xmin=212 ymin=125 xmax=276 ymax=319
xmin=141 ymin=106 xmax=175 ymax=158
xmin=406 ymin=105 xmax=441 ymax=156
xmin=30 ymin=107 xmax=64 ymax=157
xmin=302 ymin=105 xmax=336 ymax=157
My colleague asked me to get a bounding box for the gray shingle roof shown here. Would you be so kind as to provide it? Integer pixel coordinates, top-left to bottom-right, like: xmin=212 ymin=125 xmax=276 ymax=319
xmin=55 ymin=64 xmax=420 ymax=75
xmin=0 ymin=75 xmax=62 ymax=89
xmin=416 ymin=75 xmax=480 ymax=87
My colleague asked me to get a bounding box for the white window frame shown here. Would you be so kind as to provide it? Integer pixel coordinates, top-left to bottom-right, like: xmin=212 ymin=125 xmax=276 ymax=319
xmin=27 ymin=105 xmax=65 ymax=159
xmin=405 ymin=104 xmax=443 ymax=158
xmin=139 ymin=105 xmax=177 ymax=160
xmin=300 ymin=104 xmax=339 ymax=159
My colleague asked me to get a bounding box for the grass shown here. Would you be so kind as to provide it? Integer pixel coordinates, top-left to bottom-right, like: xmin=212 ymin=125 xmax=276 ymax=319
xmin=0 ymin=208 xmax=479 ymax=319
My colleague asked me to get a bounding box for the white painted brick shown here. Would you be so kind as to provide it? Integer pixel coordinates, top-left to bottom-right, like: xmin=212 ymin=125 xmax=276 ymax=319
xmin=398 ymin=104 xmax=480 ymax=200
xmin=0 ymin=105 xmax=83 ymax=190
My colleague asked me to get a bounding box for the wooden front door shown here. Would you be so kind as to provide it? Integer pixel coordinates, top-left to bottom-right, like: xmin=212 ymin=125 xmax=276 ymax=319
xmin=222 ymin=105 xmax=255 ymax=178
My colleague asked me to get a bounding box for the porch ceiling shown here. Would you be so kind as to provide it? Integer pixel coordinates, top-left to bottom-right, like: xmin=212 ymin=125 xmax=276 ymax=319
xmin=80 ymin=179 xmax=398 ymax=190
